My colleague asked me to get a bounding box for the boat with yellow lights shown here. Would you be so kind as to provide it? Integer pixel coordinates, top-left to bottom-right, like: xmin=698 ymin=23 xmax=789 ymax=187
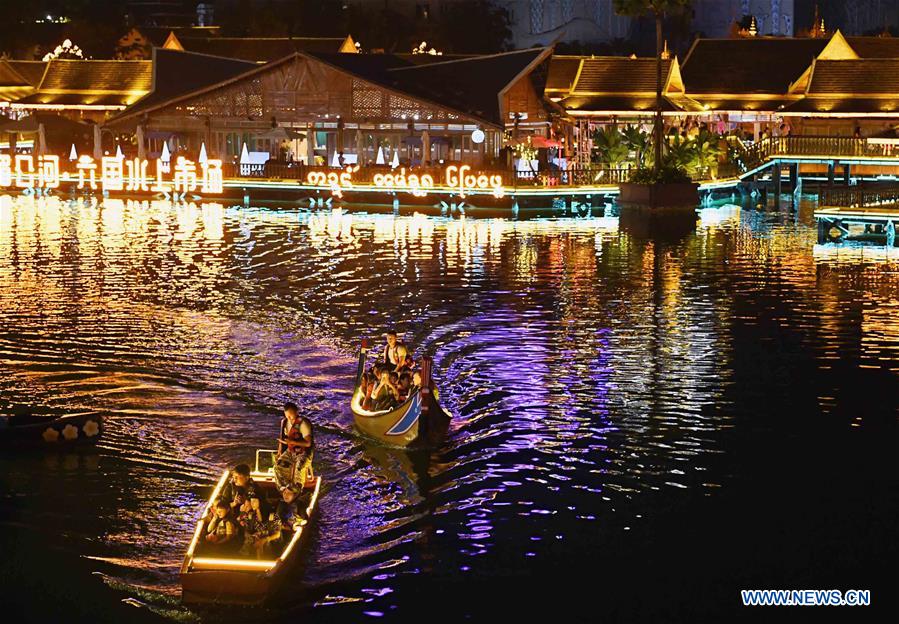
xmin=180 ymin=449 xmax=322 ymax=605
xmin=351 ymin=343 xmax=451 ymax=449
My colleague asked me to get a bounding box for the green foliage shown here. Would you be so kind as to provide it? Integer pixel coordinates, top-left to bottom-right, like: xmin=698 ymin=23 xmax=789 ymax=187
xmin=592 ymin=126 xmax=630 ymax=167
xmin=688 ymin=128 xmax=724 ymax=176
xmin=621 ymin=125 xmax=652 ymax=167
xmin=629 ymin=164 xmax=692 ymax=184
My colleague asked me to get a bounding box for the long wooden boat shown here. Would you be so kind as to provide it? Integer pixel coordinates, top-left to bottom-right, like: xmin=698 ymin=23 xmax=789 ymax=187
xmin=180 ymin=449 xmax=322 ymax=605
xmin=351 ymin=346 xmax=451 ymax=448
xmin=0 ymin=411 xmax=102 ymax=447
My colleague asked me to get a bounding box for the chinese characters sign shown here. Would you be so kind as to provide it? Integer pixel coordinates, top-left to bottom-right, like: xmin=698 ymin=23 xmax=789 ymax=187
xmin=0 ymin=155 xmax=223 ymax=195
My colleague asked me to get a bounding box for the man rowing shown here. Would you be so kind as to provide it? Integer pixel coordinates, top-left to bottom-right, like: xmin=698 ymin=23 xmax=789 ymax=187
xmin=274 ymin=402 xmax=314 ymax=490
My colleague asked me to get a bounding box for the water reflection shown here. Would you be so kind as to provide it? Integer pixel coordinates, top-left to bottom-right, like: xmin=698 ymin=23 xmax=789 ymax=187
xmin=0 ymin=194 xmax=896 ymax=620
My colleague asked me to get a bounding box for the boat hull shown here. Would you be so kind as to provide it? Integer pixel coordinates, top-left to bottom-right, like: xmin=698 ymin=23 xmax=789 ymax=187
xmin=352 ymin=388 xmax=450 ymax=448
xmin=180 ymin=470 xmax=322 ymax=606
xmin=0 ymin=412 xmax=103 ymax=447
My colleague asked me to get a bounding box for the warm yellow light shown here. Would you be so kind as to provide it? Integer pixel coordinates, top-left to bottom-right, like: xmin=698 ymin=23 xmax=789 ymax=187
xmin=190 ymin=557 xmax=277 ymax=571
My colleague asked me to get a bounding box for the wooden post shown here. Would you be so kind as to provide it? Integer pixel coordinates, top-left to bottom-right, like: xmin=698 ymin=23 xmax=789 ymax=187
xmin=827 ymin=162 xmax=835 ymax=185
xmin=842 ymin=164 xmax=851 ymax=186
xmin=136 ymin=124 xmax=146 ymax=160
xmin=355 ymin=128 xmax=363 ymax=165
xmin=306 ymin=123 xmax=315 ymax=165
xmin=419 ymin=356 xmax=432 ymax=442
xmin=773 ymin=162 xmax=781 ymax=198
xmin=93 ymin=124 xmax=102 ymax=160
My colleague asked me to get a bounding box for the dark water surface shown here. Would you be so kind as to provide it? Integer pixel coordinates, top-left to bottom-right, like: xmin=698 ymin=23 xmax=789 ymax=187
xmin=0 ymin=196 xmax=895 ymax=622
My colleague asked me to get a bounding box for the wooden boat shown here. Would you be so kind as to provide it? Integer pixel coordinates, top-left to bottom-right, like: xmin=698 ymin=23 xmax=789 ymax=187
xmin=351 ymin=343 xmax=451 ymax=448
xmin=180 ymin=449 xmax=322 ymax=605
xmin=0 ymin=411 xmax=102 ymax=447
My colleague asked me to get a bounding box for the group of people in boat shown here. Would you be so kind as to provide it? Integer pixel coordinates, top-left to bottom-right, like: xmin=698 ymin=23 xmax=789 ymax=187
xmin=199 ymin=330 xmax=424 ymax=558
xmin=202 ymin=401 xmax=315 ymax=558
xmin=358 ymin=330 xmax=423 ymax=411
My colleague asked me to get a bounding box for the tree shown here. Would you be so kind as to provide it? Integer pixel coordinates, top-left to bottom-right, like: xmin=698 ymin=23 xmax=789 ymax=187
xmin=622 ymin=125 xmax=652 ymax=167
xmin=612 ymin=1 xmax=691 ymax=176
xmin=592 ymin=127 xmax=630 ymax=167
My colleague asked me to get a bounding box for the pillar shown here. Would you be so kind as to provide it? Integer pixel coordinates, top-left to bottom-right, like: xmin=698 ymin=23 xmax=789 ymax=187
xmin=773 ymin=162 xmax=781 ymax=198
xmin=136 ymin=125 xmax=146 ymax=160
xmin=306 ymin=123 xmax=315 ymax=165
xmin=421 ymin=130 xmax=430 ymax=166
xmin=789 ymin=162 xmax=798 ymax=190
xmin=355 ymin=128 xmax=363 ymax=165
xmin=842 ymin=164 xmax=850 ymax=185
xmin=93 ymin=124 xmax=102 ymax=160
xmin=827 ymin=162 xmax=835 ymax=185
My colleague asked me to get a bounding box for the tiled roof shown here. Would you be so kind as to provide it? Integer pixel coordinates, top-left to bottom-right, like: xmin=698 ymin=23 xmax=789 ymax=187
xmin=682 ymin=38 xmax=827 ymax=93
xmin=784 ymin=97 xmax=899 ymax=114
xmin=118 ymin=48 xmax=256 ymax=120
xmin=546 ymin=56 xmax=581 ymax=92
xmin=572 ymin=57 xmax=670 ymax=93
xmin=0 ymin=62 xmax=32 ymax=87
xmin=9 ymin=60 xmax=152 ymax=108
xmin=559 ymin=94 xmax=677 ymax=113
xmin=312 ymin=48 xmax=551 ymax=127
xmin=807 ymin=59 xmax=899 ymax=94
xmin=845 ymin=36 xmax=899 ymax=58
xmin=5 ymin=61 xmax=47 ymax=87
xmin=177 ymin=37 xmax=350 ymax=63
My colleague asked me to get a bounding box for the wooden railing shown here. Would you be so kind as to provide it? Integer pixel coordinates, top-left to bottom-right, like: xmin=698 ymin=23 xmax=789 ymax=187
xmin=819 ymin=183 xmax=899 ymax=209
xmin=734 ymin=136 xmax=899 ymax=172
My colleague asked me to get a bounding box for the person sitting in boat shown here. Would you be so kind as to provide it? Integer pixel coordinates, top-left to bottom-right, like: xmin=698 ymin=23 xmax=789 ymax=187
xmin=393 ymin=344 xmax=414 ymax=373
xmin=274 ymin=402 xmax=314 ymax=490
xmin=204 ymin=499 xmax=238 ymax=550
xmin=276 ymin=485 xmax=308 ymax=530
xmin=411 ymin=371 xmax=422 ymax=393
xmin=237 ymin=494 xmax=279 ymax=558
xmin=370 ymin=369 xmax=400 ymax=410
xmin=361 ymin=370 xmax=378 ymax=410
xmin=382 ymin=330 xmax=400 ymax=367
xmin=220 ymin=463 xmax=259 ymax=513
xmin=397 ymin=372 xmax=413 ymax=402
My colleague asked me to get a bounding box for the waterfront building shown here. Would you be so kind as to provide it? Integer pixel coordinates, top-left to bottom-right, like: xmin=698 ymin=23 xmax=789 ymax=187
xmin=108 ymin=47 xmax=554 ymax=166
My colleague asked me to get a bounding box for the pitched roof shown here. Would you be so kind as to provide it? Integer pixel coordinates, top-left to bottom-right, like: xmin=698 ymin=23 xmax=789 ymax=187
xmin=376 ymin=48 xmax=552 ymax=127
xmin=119 ymin=48 xmax=256 ymax=120
xmin=570 ymin=57 xmax=670 ymax=93
xmin=545 ymin=56 xmax=581 ymax=92
xmin=9 ymin=60 xmax=152 ymax=109
xmin=5 ymin=61 xmax=48 ymax=87
xmin=784 ymin=97 xmax=899 ymax=114
xmin=0 ymin=62 xmax=32 ymax=88
xmin=560 ymin=94 xmax=678 ymax=113
xmin=173 ymin=36 xmax=353 ymax=63
xmin=845 ymin=36 xmax=899 ymax=58
xmin=806 ymin=59 xmax=899 ymax=95
xmin=682 ymin=38 xmax=828 ymax=93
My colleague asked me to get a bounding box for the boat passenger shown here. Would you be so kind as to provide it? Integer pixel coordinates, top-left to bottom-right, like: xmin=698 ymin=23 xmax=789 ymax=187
xmin=393 ymin=344 xmax=412 ymax=373
xmin=220 ymin=463 xmax=259 ymax=512
xmin=205 ymin=500 xmax=238 ymax=549
xmin=382 ymin=330 xmax=400 ymax=367
xmin=276 ymin=485 xmax=308 ymax=530
xmin=237 ymin=494 xmax=279 ymax=557
xmin=397 ymin=372 xmax=413 ymax=402
xmin=274 ymin=402 xmax=314 ymax=490
xmin=371 ymin=370 xmax=400 ymax=410
xmin=411 ymin=371 xmax=422 ymax=393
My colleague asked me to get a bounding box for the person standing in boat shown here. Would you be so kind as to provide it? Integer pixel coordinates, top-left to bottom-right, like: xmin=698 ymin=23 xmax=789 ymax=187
xmin=382 ymin=330 xmax=400 ymax=367
xmin=274 ymin=402 xmax=314 ymax=490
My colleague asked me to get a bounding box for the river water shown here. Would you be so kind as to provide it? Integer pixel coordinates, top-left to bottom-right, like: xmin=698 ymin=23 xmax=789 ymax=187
xmin=0 ymin=195 xmax=896 ymax=622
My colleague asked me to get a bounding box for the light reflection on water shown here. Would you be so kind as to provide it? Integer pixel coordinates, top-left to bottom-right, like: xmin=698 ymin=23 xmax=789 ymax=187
xmin=0 ymin=195 xmax=896 ymax=621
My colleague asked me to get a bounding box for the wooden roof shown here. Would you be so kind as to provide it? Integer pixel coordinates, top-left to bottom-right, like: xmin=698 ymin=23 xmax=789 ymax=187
xmin=166 ymin=35 xmax=357 ymax=63
xmin=10 ymin=60 xmax=152 ymax=109
xmin=806 ymin=59 xmax=899 ymax=95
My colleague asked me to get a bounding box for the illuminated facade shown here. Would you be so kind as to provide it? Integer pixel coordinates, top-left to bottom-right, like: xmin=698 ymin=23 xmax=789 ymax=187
xmin=108 ymin=47 xmax=554 ymax=168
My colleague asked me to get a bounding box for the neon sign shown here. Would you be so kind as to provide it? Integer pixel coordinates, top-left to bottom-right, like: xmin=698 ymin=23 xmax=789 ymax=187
xmin=0 ymin=155 xmax=223 ymax=195
xmin=305 ymin=165 xmax=505 ymax=199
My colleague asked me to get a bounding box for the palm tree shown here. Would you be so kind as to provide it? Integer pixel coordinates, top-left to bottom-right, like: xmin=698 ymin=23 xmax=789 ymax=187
xmin=612 ymin=1 xmax=690 ymax=177
xmin=622 ymin=125 xmax=652 ymax=167
xmin=592 ymin=126 xmax=630 ymax=167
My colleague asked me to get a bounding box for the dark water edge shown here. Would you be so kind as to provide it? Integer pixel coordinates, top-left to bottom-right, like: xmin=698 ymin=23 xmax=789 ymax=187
xmin=0 ymin=195 xmax=896 ymax=622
